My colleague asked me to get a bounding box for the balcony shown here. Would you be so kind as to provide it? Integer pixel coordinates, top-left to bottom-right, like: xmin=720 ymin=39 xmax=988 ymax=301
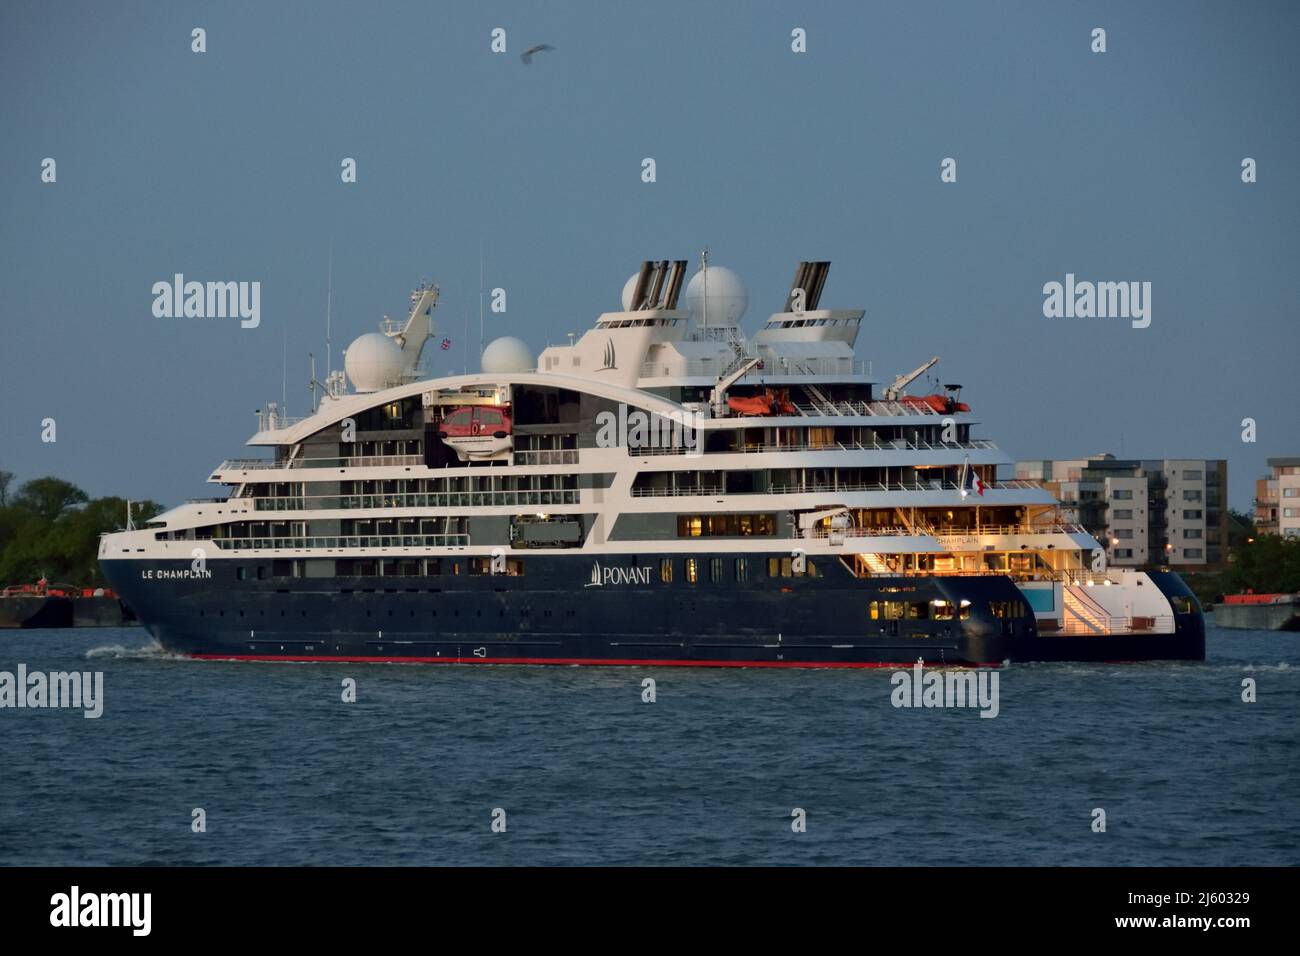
xmin=251 ymin=489 xmax=580 ymax=511
xmin=215 ymin=455 xmax=425 ymax=473
xmin=214 ymin=533 xmax=470 ymax=551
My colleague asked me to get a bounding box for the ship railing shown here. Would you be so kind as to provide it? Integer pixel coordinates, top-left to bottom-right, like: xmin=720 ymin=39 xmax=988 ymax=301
xmin=628 ymin=444 xmax=705 ymax=457
xmin=730 ymin=438 xmax=997 ymax=455
xmin=805 ymin=526 xmax=917 ymax=538
xmin=254 ymin=411 xmax=310 ymax=432
xmin=512 ymin=449 xmax=579 ymax=466
xmin=628 ymin=438 xmax=999 ymax=456
xmin=215 ymin=534 xmax=470 ymax=551
xmin=251 ymin=489 xmax=581 ymax=511
xmin=216 ymin=458 xmax=290 ymax=471
xmin=630 ymin=485 xmax=726 ymax=498
xmin=638 ymin=358 xmax=868 ymax=379
xmin=790 ymin=399 xmax=978 ymax=418
xmin=1061 ymin=613 xmax=1177 ymax=635
xmin=773 ymin=478 xmax=1040 ymax=493
xmin=216 ymin=455 xmax=425 ymax=472
xmin=925 ymin=523 xmax=1088 ymax=536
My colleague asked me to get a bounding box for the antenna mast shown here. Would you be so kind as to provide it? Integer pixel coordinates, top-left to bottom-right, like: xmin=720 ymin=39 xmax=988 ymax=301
xmin=325 ymin=240 xmax=334 ymax=378
xmin=701 ymin=247 xmax=709 ymax=334
xmin=478 ymin=237 xmax=485 ymax=372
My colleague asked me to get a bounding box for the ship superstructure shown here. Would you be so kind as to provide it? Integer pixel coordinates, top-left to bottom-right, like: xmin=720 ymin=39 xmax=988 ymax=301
xmin=100 ymin=258 xmax=1203 ymax=665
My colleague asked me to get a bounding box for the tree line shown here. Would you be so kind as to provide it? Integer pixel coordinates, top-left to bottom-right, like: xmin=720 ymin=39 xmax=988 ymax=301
xmin=0 ymin=471 xmax=163 ymax=588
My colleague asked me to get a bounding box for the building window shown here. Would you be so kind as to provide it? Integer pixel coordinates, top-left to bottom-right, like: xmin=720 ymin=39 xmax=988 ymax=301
xmin=1284 ymin=488 xmax=1299 ymax=498
xmin=1183 ymin=528 xmax=1202 ymax=539
xmin=1114 ymin=528 xmax=1134 ymax=539
xmin=1114 ymin=548 xmax=1134 ymax=558
xmin=1184 ymin=548 xmax=1203 ymax=558
xmin=1112 ymin=509 xmax=1133 ymax=519
xmin=1182 ymin=490 xmax=1202 ymax=501
xmin=1182 ymin=470 xmax=1203 ymax=480
xmin=1112 ymin=489 xmax=1133 ymax=500
xmin=1183 ymin=509 xmax=1202 ymax=519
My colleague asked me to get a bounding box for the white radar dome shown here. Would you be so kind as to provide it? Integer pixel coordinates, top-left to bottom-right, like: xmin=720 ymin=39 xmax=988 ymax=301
xmin=685 ymin=265 xmax=747 ymax=327
xmin=481 ymin=336 xmax=535 ymax=374
xmin=344 ymin=332 xmax=404 ymax=392
xmin=621 ymin=273 xmax=639 ymax=311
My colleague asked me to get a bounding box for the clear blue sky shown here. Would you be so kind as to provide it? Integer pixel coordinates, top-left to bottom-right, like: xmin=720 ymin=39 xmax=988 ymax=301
xmin=2 ymin=0 xmax=1297 ymax=510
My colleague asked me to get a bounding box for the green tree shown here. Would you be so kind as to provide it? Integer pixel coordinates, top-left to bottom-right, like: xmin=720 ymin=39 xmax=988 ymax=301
xmin=1223 ymin=535 xmax=1300 ymax=594
xmin=12 ymin=477 xmax=88 ymax=522
xmin=0 ymin=475 xmax=164 ymax=586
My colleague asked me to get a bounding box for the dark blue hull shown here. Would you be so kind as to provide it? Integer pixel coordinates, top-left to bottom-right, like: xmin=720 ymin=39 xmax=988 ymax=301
xmin=99 ymin=554 xmax=1205 ymax=666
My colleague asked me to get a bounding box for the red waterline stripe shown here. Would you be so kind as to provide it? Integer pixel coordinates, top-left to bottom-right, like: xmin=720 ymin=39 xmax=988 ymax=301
xmin=189 ymin=653 xmax=1003 ymax=668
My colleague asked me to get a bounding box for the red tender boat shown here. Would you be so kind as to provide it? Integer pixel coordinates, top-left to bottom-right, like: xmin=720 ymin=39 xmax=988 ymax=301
xmin=437 ymin=405 xmax=514 ymax=460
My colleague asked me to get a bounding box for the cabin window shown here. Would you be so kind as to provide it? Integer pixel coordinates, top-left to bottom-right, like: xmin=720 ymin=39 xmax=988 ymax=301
xmin=989 ymin=601 xmax=1028 ymax=619
xmin=734 ymin=558 xmax=748 ymax=582
xmin=685 ymin=558 xmax=698 ymax=584
xmin=710 ymin=558 xmax=723 ymax=583
xmin=876 ymin=601 xmax=906 ymax=619
xmin=659 ymin=558 xmax=673 ymax=583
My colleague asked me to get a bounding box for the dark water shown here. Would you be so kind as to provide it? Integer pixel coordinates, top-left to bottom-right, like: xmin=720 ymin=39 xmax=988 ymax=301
xmin=0 ymin=625 xmax=1296 ymax=866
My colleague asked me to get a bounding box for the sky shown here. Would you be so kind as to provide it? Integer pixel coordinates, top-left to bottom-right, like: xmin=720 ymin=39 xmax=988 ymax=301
xmin=1 ymin=0 xmax=1297 ymax=511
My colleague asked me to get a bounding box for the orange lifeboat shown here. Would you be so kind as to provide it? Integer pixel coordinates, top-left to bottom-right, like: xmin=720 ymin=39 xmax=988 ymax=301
xmin=727 ymin=388 xmax=797 ymax=417
xmin=899 ymin=394 xmax=971 ymax=414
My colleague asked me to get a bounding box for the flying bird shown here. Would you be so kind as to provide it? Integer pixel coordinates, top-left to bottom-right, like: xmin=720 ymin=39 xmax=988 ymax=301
xmin=521 ymin=43 xmax=555 ymax=64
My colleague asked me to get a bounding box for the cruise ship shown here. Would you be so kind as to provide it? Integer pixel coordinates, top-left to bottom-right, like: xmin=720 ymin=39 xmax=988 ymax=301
xmin=99 ymin=258 xmax=1205 ymax=666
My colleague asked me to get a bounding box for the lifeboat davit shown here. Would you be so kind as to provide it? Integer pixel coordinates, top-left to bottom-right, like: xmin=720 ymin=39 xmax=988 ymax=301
xmin=438 ymin=405 xmax=513 ymax=460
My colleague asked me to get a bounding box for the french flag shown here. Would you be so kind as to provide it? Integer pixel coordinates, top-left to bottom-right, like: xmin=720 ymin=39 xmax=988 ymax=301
xmin=960 ymin=458 xmax=986 ymax=498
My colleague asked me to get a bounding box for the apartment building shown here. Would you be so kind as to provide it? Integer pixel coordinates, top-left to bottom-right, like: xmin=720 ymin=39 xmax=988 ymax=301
xmin=1014 ymin=454 xmax=1228 ymax=569
xmin=1254 ymin=457 xmax=1300 ymax=538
